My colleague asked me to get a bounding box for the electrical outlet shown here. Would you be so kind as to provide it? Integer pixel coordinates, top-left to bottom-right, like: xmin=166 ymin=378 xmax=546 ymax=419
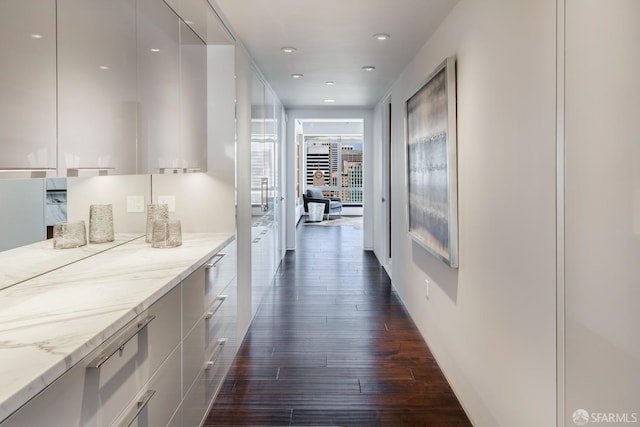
xmin=157 ymin=195 xmax=176 ymax=212
xmin=126 ymin=195 xmax=145 ymax=213
xmin=424 ymin=279 xmax=430 ymax=299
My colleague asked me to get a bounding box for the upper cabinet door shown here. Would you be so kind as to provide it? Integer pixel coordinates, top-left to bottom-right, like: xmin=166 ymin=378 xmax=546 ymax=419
xmin=0 ymin=0 xmax=56 ymax=171
xmin=136 ymin=0 xmax=180 ymax=174
xmin=179 ymin=22 xmax=207 ymax=173
xmin=57 ymin=0 xmax=138 ymax=176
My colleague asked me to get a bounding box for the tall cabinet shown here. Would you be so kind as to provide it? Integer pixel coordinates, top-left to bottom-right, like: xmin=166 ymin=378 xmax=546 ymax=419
xmin=178 ymin=22 xmax=207 ymax=173
xmin=0 ymin=0 xmax=57 ymax=171
xmin=57 ymin=0 xmax=138 ymax=175
xmin=136 ymin=7 xmax=207 ymax=174
xmin=250 ymin=69 xmax=284 ymax=315
xmin=136 ymin=0 xmax=181 ymax=174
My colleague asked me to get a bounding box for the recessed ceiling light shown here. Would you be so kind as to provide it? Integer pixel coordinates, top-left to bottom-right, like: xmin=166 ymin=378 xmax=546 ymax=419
xmin=323 ymin=99 xmax=336 ymax=103
xmin=150 ymin=48 xmax=160 ymax=52
xmin=373 ymin=33 xmax=390 ymax=41
xmin=291 ymin=73 xmax=304 ymax=79
xmin=325 ymin=81 xmax=335 ymax=86
xmin=31 ymin=34 xmax=43 ymax=39
xmin=281 ymin=46 xmax=297 ymax=53
xmin=99 ymin=65 xmax=110 ymax=70
xmin=362 ymin=66 xmax=376 ymax=71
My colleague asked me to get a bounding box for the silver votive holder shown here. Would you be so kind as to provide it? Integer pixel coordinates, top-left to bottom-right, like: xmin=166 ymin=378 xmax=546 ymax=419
xmin=146 ymin=204 xmax=169 ymax=243
xmin=53 ymin=220 xmax=87 ymax=249
xmin=89 ymin=204 xmax=114 ymax=243
xmin=151 ymin=219 xmax=182 ymax=248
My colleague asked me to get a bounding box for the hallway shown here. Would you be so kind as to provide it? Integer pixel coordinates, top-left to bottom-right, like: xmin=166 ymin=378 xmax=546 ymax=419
xmin=206 ymin=222 xmax=471 ymax=426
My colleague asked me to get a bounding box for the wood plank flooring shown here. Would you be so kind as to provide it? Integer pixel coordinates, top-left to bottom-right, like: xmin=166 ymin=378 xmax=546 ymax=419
xmin=205 ymin=221 xmax=471 ymax=426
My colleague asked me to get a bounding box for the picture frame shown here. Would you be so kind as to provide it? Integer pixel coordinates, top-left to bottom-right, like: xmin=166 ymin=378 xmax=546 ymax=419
xmin=405 ymin=57 xmax=458 ymax=268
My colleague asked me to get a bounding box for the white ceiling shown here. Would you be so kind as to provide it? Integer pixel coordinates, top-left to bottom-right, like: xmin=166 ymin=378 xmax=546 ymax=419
xmin=211 ymin=0 xmax=459 ymax=108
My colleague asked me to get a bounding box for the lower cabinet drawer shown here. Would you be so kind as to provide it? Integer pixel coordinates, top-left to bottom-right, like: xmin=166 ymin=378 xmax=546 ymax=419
xmin=0 ymin=286 xmax=181 ymax=427
xmin=178 ymin=334 xmax=236 ymax=427
xmin=182 ymin=239 xmax=236 ymax=336
xmin=206 ymin=279 xmax=237 ymax=353
xmin=113 ymin=345 xmax=181 ymax=427
xmin=178 ymin=281 xmax=237 ymax=427
xmin=204 ymin=241 xmax=236 ymax=308
xmin=182 ymin=281 xmax=235 ymax=396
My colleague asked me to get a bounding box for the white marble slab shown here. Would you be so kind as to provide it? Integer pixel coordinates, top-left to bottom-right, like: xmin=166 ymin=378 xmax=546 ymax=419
xmin=0 ymin=233 xmax=143 ymax=292
xmin=0 ymin=233 xmax=234 ymax=422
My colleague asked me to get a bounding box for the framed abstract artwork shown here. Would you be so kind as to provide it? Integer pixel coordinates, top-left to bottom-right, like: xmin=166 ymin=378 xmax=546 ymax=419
xmin=405 ymin=57 xmax=458 ymax=268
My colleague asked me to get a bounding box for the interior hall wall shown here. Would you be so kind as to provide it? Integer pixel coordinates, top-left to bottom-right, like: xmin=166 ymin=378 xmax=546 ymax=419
xmin=564 ymin=0 xmax=640 ymax=423
xmin=378 ymin=1 xmax=557 ymax=426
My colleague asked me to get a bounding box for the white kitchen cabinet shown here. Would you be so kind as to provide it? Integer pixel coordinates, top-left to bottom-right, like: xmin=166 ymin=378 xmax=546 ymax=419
xmin=0 ymin=286 xmax=181 ymax=427
xmin=175 ymin=240 xmax=237 ymax=427
xmin=179 ymin=21 xmax=207 ymax=173
xmin=57 ymin=0 xmax=138 ymax=176
xmin=136 ymin=0 xmax=181 ymax=174
xmin=179 ymin=277 xmax=237 ymax=427
xmin=137 ymin=16 xmax=207 ymax=174
xmin=114 ymin=346 xmax=182 ymax=427
xmin=0 ymin=0 xmax=56 ymax=171
xmin=183 ymin=241 xmax=236 ymax=336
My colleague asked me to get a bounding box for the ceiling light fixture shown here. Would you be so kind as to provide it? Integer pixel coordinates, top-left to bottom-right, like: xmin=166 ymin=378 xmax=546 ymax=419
xmin=362 ymin=66 xmax=376 ymax=71
xmin=99 ymin=65 xmax=110 ymax=70
xmin=323 ymin=99 xmax=336 ymax=103
xmin=373 ymin=33 xmax=390 ymax=41
xmin=150 ymin=48 xmax=160 ymax=52
xmin=281 ymin=46 xmax=297 ymax=53
xmin=291 ymin=73 xmax=304 ymax=79
xmin=325 ymin=81 xmax=335 ymax=86
xmin=31 ymin=34 xmax=43 ymax=39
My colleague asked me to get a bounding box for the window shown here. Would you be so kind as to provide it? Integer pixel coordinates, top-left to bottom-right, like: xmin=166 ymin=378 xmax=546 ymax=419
xmin=304 ymin=135 xmax=363 ymax=206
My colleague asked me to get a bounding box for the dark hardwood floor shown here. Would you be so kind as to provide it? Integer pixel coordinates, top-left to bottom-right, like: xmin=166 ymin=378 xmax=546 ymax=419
xmin=206 ymin=220 xmax=471 ymax=426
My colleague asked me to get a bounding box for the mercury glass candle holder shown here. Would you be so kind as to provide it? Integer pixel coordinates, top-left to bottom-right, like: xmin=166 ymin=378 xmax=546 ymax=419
xmin=146 ymin=204 xmax=169 ymax=243
xmin=89 ymin=204 xmax=114 ymax=243
xmin=53 ymin=220 xmax=87 ymax=249
xmin=151 ymin=219 xmax=182 ymax=248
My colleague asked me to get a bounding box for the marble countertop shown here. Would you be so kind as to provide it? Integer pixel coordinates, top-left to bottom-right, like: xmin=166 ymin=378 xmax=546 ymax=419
xmin=0 ymin=233 xmax=143 ymax=292
xmin=0 ymin=233 xmax=234 ymax=422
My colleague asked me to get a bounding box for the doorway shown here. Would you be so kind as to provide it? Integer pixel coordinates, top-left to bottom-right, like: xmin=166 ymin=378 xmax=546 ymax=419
xmin=299 ymin=119 xmax=365 ymax=218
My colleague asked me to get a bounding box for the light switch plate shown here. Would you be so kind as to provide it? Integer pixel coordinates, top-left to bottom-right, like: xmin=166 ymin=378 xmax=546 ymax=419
xmin=126 ymin=195 xmax=145 ymax=213
xmin=157 ymin=195 xmax=176 ymax=213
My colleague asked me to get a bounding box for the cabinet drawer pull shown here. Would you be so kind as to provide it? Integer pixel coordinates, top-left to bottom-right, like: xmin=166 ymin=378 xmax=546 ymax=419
xmin=117 ymin=389 xmax=156 ymax=427
xmin=205 ymin=295 xmax=228 ymax=319
xmin=205 ymin=253 xmax=225 ymax=269
xmin=204 ymin=338 xmax=227 ymax=370
xmin=87 ymin=315 xmax=156 ymax=369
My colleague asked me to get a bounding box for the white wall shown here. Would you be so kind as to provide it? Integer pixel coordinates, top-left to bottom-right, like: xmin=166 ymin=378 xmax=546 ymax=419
xmin=286 ymin=108 xmax=374 ymax=250
xmin=564 ymin=0 xmax=640 ymax=423
xmin=375 ymin=1 xmax=557 ymax=426
xmin=150 ymin=173 xmax=234 ymax=233
xmin=66 ymin=174 xmax=151 ymax=234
